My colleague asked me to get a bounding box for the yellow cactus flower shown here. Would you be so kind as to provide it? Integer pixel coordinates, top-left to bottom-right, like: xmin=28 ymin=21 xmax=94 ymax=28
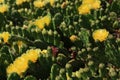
xmin=49 ymin=0 xmax=55 ymax=6
xmin=0 ymin=4 xmax=8 ymax=13
xmin=25 ymin=49 xmax=40 ymax=62
xmin=78 ymin=4 xmax=91 ymax=14
xmin=0 ymin=32 xmax=10 ymax=43
xmin=34 ymin=19 xmax=45 ymax=29
xmin=92 ymin=29 xmax=109 ymax=42
xmin=0 ymin=0 xmax=4 ymax=3
xmin=16 ymin=0 xmax=29 ymax=5
xmin=7 ymin=64 xmax=19 ymax=75
xmin=6 ymin=49 xmax=41 ymax=76
xmin=42 ymin=15 xmax=51 ymax=26
xmin=33 ymin=0 xmax=55 ymax=7
xmin=82 ymin=0 xmax=101 ymax=9
xmin=78 ymin=0 xmax=101 ymax=14
xmin=13 ymin=57 xmax=28 ymax=74
xmin=82 ymin=0 xmax=95 ymax=4
xmin=34 ymin=14 xmax=51 ymax=29
xmin=16 ymin=0 xmax=24 ymax=5
xmin=92 ymin=0 xmax=101 ymax=9
xmin=7 ymin=58 xmax=28 ymax=76
xmin=33 ymin=0 xmax=46 ymax=8
xmin=70 ymin=35 xmax=78 ymax=42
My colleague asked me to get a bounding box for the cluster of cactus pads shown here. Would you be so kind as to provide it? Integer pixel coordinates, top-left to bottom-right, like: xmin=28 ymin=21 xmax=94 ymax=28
xmin=0 ymin=0 xmax=120 ymax=80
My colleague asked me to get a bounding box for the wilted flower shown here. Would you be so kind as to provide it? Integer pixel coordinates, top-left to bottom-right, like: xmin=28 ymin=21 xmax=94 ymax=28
xmin=70 ymin=35 xmax=78 ymax=42
xmin=17 ymin=41 xmax=25 ymax=50
xmin=92 ymin=29 xmax=109 ymax=42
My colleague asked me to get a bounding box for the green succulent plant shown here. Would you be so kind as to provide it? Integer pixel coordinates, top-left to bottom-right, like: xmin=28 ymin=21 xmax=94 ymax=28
xmin=0 ymin=0 xmax=120 ymax=80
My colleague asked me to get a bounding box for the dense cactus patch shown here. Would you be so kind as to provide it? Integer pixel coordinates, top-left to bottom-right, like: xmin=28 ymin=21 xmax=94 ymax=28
xmin=0 ymin=0 xmax=120 ymax=80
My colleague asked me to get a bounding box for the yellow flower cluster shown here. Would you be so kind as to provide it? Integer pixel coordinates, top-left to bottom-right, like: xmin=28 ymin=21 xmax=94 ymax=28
xmin=0 ymin=4 xmax=8 ymax=13
xmin=0 ymin=32 xmax=10 ymax=43
xmin=33 ymin=0 xmax=55 ymax=8
xmin=6 ymin=49 xmax=41 ymax=76
xmin=33 ymin=0 xmax=47 ymax=8
xmin=16 ymin=0 xmax=30 ymax=5
xmin=0 ymin=0 xmax=4 ymax=3
xmin=92 ymin=29 xmax=109 ymax=42
xmin=34 ymin=14 xmax=51 ymax=29
xmin=78 ymin=4 xmax=91 ymax=14
xmin=70 ymin=35 xmax=78 ymax=42
xmin=78 ymin=0 xmax=101 ymax=14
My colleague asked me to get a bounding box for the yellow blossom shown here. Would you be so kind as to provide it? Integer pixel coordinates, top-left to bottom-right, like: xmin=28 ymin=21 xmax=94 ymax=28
xmin=92 ymin=29 xmax=109 ymax=42
xmin=78 ymin=0 xmax=101 ymax=14
xmin=34 ymin=14 xmax=51 ymax=29
xmin=78 ymin=4 xmax=91 ymax=14
xmin=82 ymin=0 xmax=101 ymax=9
xmin=70 ymin=35 xmax=78 ymax=42
xmin=0 ymin=4 xmax=8 ymax=13
xmin=82 ymin=0 xmax=95 ymax=4
xmin=0 ymin=0 xmax=4 ymax=3
xmin=7 ymin=64 xmax=19 ymax=75
xmin=42 ymin=15 xmax=51 ymax=26
xmin=16 ymin=0 xmax=30 ymax=5
xmin=6 ymin=49 xmax=41 ymax=76
xmin=0 ymin=32 xmax=10 ymax=43
xmin=49 ymin=0 xmax=55 ymax=6
xmin=16 ymin=0 xmax=24 ymax=5
xmin=13 ymin=57 xmax=28 ymax=74
xmin=92 ymin=0 xmax=101 ymax=9
xmin=7 ymin=58 xmax=28 ymax=76
xmin=34 ymin=19 xmax=45 ymax=29
xmin=25 ymin=49 xmax=40 ymax=62
xmin=26 ymin=0 xmax=31 ymax=2
xmin=33 ymin=0 xmax=46 ymax=8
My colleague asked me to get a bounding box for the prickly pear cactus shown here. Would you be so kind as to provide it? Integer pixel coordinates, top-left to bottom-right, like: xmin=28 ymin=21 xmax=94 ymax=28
xmin=0 ymin=0 xmax=120 ymax=80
